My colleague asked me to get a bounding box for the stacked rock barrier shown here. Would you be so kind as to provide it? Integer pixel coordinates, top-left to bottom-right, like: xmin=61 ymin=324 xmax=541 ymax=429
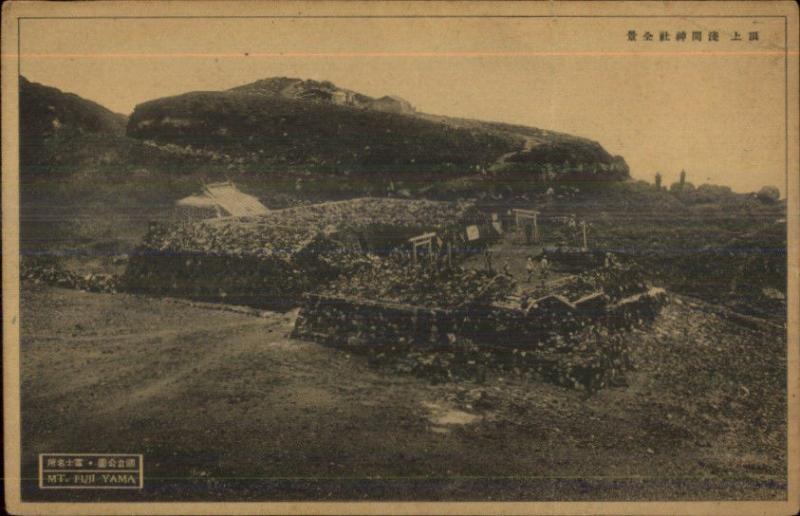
xmin=293 ymin=287 xmax=667 ymax=392
xmin=123 ymin=198 xmax=482 ymax=309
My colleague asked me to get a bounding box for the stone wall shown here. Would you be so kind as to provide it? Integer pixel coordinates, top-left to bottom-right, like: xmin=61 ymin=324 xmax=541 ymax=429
xmin=292 ymin=295 xmax=461 ymax=350
xmin=292 ymin=287 xmax=668 ymax=392
xmin=123 ymin=251 xmax=306 ymax=310
xmin=122 ymin=198 xmax=488 ymax=309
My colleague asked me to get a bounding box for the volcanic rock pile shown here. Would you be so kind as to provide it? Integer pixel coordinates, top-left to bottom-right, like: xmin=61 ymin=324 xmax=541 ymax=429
xmin=21 ymin=259 xmax=119 ymax=293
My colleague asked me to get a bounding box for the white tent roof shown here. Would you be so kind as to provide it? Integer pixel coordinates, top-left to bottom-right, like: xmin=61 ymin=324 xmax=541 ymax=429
xmin=176 ymin=181 xmax=269 ymax=218
xmin=177 ymin=195 xmax=218 ymax=209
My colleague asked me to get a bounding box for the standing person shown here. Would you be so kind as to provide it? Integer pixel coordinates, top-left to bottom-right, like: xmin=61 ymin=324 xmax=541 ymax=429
xmin=526 ymin=255 xmax=536 ymax=283
xmin=568 ymin=214 xmax=578 ymax=246
xmin=604 ymin=252 xmax=619 ymax=269
xmin=502 ymin=259 xmax=512 ymax=278
xmin=483 ymin=246 xmax=494 ymax=273
xmin=539 ymin=256 xmax=549 ymax=289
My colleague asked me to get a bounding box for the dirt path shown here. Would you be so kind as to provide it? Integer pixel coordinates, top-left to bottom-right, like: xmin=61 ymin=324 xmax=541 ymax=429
xmin=492 ymin=136 xmax=539 ymax=170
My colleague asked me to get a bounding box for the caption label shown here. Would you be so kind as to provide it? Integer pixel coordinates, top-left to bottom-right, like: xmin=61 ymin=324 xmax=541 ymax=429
xmin=39 ymin=453 xmax=143 ymax=489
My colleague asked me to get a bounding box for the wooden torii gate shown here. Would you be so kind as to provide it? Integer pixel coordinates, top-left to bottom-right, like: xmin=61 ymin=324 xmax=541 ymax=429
xmin=512 ymin=209 xmax=540 ymax=242
xmin=409 ymin=232 xmax=437 ymax=264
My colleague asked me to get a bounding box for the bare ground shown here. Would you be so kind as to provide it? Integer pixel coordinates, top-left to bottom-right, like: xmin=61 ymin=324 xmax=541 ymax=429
xmin=19 ymin=285 xmax=786 ymax=501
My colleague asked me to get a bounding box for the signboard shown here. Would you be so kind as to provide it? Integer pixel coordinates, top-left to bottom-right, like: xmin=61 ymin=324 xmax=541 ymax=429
xmin=466 ymin=225 xmax=480 ymax=241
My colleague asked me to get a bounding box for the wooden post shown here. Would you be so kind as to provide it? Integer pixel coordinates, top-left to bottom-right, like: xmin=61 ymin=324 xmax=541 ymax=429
xmin=533 ymin=212 xmax=539 ymax=242
xmin=581 ymin=221 xmax=588 ymax=250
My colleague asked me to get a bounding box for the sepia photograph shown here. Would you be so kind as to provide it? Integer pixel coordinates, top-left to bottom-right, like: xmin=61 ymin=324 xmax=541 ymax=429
xmin=2 ymin=1 xmax=798 ymax=514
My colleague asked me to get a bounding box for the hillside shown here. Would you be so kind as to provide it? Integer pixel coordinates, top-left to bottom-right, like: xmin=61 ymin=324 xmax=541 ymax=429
xmin=126 ymin=77 xmax=628 ymax=180
xmin=18 ymin=76 xmax=218 ymax=182
xmin=127 ymin=90 xmax=516 ymax=176
xmin=20 ymin=77 xmax=128 ymax=170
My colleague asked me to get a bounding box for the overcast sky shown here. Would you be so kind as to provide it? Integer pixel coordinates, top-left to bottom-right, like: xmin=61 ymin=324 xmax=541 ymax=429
xmin=19 ymin=16 xmax=788 ymax=193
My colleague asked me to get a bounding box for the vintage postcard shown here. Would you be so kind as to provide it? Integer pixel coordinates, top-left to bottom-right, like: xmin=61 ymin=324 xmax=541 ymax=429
xmin=2 ymin=1 xmax=798 ymax=514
